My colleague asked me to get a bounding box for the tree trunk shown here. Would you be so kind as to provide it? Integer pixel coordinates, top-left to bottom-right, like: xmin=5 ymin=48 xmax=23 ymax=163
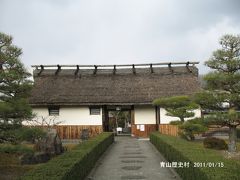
xmin=189 ymin=133 xmax=195 ymax=141
xmin=228 ymin=126 xmax=237 ymax=153
xmin=180 ymin=117 xmax=184 ymax=122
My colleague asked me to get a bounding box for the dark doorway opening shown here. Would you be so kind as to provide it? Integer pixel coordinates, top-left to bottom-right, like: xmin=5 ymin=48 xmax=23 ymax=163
xmin=109 ymin=110 xmax=131 ymax=135
xmin=102 ymin=105 xmax=133 ymax=135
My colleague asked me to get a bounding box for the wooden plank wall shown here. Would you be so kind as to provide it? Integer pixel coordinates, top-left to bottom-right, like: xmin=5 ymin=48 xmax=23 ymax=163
xmin=132 ymin=124 xmax=156 ymax=138
xmin=159 ymin=124 xmax=179 ymax=137
xmin=54 ymin=125 xmax=103 ymax=139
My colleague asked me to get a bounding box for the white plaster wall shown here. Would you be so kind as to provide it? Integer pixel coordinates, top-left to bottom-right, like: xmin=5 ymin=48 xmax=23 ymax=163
xmin=33 ymin=108 xmax=49 ymax=118
xmin=160 ymin=108 xmax=201 ymax=124
xmin=134 ymin=106 xmax=156 ymax=124
xmin=32 ymin=107 xmax=102 ymax=125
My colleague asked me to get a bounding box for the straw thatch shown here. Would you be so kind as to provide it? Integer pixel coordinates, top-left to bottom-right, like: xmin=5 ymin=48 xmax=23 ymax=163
xmin=29 ymin=65 xmax=200 ymax=106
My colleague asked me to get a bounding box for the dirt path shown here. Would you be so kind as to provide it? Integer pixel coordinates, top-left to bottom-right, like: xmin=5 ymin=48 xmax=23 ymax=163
xmin=86 ymin=136 xmax=181 ymax=180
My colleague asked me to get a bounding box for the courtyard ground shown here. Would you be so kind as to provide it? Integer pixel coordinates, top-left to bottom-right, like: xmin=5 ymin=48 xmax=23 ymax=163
xmin=86 ymin=136 xmax=181 ymax=180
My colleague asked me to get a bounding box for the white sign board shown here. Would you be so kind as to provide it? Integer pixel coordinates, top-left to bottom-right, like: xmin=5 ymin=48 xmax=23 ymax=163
xmin=116 ymin=127 xmax=122 ymax=132
xmin=140 ymin=125 xmax=145 ymax=131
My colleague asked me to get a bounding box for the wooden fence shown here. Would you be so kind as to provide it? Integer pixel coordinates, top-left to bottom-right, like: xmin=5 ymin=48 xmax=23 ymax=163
xmin=132 ymin=124 xmax=157 ymax=138
xmin=159 ymin=124 xmax=179 ymax=137
xmin=35 ymin=125 xmax=103 ymax=139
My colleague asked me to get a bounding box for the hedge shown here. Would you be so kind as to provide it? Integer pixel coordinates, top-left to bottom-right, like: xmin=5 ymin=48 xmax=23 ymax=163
xmin=150 ymin=132 xmax=240 ymax=180
xmin=203 ymin=137 xmax=227 ymax=150
xmin=21 ymin=132 xmax=114 ymax=180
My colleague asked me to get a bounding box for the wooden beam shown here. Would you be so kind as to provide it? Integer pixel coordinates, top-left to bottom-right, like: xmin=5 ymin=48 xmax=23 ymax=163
xmin=55 ymin=65 xmax=61 ymax=75
xmin=132 ymin=64 xmax=136 ymax=74
xmin=93 ymin=65 xmax=98 ymax=74
xmin=113 ymin=65 xmax=116 ymax=74
xmin=150 ymin=64 xmax=153 ymax=73
xmin=38 ymin=65 xmax=44 ymax=76
xmin=168 ymin=63 xmax=174 ymax=73
xmin=74 ymin=65 xmax=79 ymax=76
xmin=186 ymin=61 xmax=192 ymax=73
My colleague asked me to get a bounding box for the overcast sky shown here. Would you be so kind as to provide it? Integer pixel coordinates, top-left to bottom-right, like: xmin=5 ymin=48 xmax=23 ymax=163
xmin=1 ymin=0 xmax=240 ymax=74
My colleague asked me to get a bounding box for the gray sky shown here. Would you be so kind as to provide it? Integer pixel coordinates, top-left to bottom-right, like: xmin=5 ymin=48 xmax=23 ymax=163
xmin=1 ymin=0 xmax=240 ymax=74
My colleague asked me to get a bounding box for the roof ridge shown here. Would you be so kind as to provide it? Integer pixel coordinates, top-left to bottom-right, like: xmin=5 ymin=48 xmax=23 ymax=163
xmin=33 ymin=66 xmax=198 ymax=77
xmin=32 ymin=61 xmax=199 ymax=69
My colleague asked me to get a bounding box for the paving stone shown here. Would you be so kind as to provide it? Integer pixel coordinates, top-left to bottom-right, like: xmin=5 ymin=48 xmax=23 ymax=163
xmin=121 ymin=175 xmax=146 ymax=179
xmin=123 ymin=152 xmax=143 ymax=155
xmin=119 ymin=156 xmax=146 ymax=158
xmin=124 ymin=146 xmax=140 ymax=148
xmin=121 ymin=160 xmax=144 ymax=163
xmin=122 ymin=166 xmax=142 ymax=170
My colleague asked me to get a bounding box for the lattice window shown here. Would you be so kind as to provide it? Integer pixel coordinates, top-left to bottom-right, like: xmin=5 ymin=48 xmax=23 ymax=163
xmin=48 ymin=107 xmax=60 ymax=116
xmin=89 ymin=107 xmax=101 ymax=115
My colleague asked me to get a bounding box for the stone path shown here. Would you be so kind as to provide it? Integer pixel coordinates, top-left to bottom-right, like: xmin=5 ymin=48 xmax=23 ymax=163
xmin=86 ymin=136 xmax=181 ymax=180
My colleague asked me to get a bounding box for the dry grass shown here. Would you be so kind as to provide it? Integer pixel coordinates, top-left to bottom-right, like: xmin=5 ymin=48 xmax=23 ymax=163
xmin=0 ymin=143 xmax=77 ymax=179
xmin=193 ymin=139 xmax=240 ymax=161
xmin=63 ymin=143 xmax=78 ymax=151
xmin=0 ymin=153 xmax=37 ymax=180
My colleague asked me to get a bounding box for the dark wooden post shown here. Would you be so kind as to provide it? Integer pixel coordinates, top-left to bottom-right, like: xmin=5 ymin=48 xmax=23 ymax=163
xmin=132 ymin=64 xmax=136 ymax=74
xmin=113 ymin=65 xmax=116 ymax=74
xmin=102 ymin=105 xmax=109 ymax=132
xmin=74 ymin=65 xmax=79 ymax=76
xmin=155 ymin=106 xmax=160 ymax=131
xmin=55 ymin=65 xmax=61 ymax=75
xmin=186 ymin=61 xmax=192 ymax=73
xmin=38 ymin=65 xmax=44 ymax=76
xmin=130 ymin=105 xmax=135 ymax=136
xmin=150 ymin=64 xmax=153 ymax=73
xmin=93 ymin=65 xmax=98 ymax=74
xmin=130 ymin=105 xmax=135 ymax=125
xmin=168 ymin=63 xmax=173 ymax=73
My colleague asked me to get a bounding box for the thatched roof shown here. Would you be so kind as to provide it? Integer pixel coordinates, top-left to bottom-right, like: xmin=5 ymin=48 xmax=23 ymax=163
xmin=29 ymin=63 xmax=200 ymax=106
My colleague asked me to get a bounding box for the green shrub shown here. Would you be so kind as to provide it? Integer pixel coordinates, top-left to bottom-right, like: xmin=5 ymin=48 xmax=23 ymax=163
xmin=20 ymin=132 xmax=114 ymax=180
xmin=150 ymin=132 xmax=240 ymax=180
xmin=169 ymin=121 xmax=183 ymax=125
xmin=170 ymin=118 xmax=206 ymax=126
xmin=203 ymin=137 xmax=227 ymax=150
xmin=0 ymin=144 xmax=33 ymax=154
xmin=179 ymin=122 xmax=207 ymax=140
xmin=16 ymin=127 xmax=46 ymax=143
xmin=187 ymin=118 xmax=206 ymax=125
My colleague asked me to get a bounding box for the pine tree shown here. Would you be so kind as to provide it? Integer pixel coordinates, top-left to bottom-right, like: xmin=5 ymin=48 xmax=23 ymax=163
xmin=194 ymin=34 xmax=240 ymax=152
xmin=153 ymin=95 xmax=199 ymax=122
xmin=0 ymin=32 xmax=32 ymax=143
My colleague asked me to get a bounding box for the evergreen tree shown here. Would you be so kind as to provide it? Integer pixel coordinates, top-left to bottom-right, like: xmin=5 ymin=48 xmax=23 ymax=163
xmin=153 ymin=95 xmax=199 ymax=122
xmin=194 ymin=34 xmax=240 ymax=152
xmin=0 ymin=32 xmax=32 ymax=143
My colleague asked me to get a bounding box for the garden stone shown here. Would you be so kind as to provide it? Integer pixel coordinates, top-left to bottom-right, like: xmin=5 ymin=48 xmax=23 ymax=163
xmin=20 ymin=152 xmax=50 ymax=165
xmin=81 ymin=129 xmax=89 ymax=140
xmin=35 ymin=128 xmax=64 ymax=155
xmin=20 ymin=153 xmax=36 ymax=165
xmin=34 ymin=152 xmax=50 ymax=163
